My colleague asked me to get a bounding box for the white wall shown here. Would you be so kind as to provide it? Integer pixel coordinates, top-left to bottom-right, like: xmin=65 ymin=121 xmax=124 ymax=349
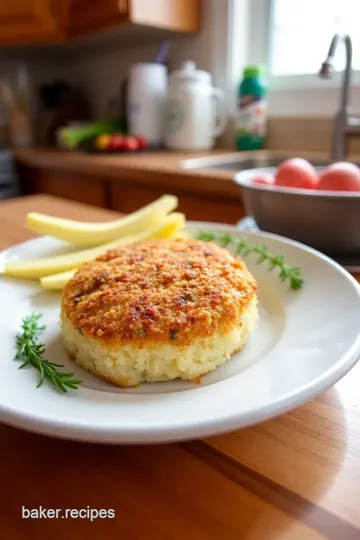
xmin=66 ymin=7 xmax=213 ymax=119
xmin=67 ymin=37 xmax=210 ymax=119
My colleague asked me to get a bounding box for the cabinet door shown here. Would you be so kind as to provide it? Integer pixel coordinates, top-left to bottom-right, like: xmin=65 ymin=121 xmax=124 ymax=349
xmin=111 ymin=183 xmax=244 ymax=224
xmin=130 ymin=0 xmax=200 ymax=32
xmin=67 ymin=0 xmax=128 ymax=37
xmin=67 ymin=0 xmax=199 ymax=38
xmin=23 ymin=168 xmax=109 ymax=208
xmin=0 ymin=0 xmax=68 ymax=44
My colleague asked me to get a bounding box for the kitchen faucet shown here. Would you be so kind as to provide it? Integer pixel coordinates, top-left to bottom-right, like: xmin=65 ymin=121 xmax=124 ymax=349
xmin=319 ymin=33 xmax=360 ymax=160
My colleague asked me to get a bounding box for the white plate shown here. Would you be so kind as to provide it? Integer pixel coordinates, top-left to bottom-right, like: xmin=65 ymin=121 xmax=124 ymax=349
xmin=1 ymin=222 xmax=360 ymax=443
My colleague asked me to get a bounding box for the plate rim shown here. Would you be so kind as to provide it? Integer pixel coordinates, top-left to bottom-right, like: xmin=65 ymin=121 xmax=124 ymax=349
xmin=1 ymin=222 xmax=360 ymax=444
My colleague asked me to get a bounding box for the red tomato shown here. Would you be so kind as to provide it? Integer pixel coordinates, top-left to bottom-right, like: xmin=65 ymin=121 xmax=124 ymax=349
xmin=317 ymin=162 xmax=360 ymax=192
xmin=109 ymin=134 xmax=125 ymax=150
xmin=123 ymin=136 xmax=140 ymax=152
xmin=252 ymin=173 xmax=275 ymax=186
xmin=275 ymin=158 xmax=318 ymax=189
xmin=136 ymin=136 xmax=148 ymax=149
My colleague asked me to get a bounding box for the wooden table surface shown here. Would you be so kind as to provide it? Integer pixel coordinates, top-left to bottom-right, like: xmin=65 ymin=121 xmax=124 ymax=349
xmin=1 ymin=194 xmax=360 ymax=540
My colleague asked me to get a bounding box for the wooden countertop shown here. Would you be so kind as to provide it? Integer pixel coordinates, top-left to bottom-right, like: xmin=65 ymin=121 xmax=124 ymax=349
xmin=13 ymin=147 xmax=241 ymax=199
xmin=13 ymin=147 xmax=343 ymax=201
xmin=1 ymin=194 xmax=360 ymax=539
xmin=13 ymin=147 xmax=232 ymax=175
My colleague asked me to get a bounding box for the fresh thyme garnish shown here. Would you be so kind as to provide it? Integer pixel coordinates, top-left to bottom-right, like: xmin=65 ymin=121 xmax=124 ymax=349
xmin=196 ymin=231 xmax=304 ymax=290
xmin=15 ymin=313 xmax=83 ymax=393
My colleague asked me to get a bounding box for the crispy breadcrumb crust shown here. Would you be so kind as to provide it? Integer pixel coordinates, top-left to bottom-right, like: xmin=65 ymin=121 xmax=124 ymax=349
xmin=61 ymin=238 xmax=257 ymax=346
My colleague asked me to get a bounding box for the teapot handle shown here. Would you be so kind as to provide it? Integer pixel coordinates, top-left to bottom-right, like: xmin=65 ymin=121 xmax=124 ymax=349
xmin=211 ymin=88 xmax=228 ymax=137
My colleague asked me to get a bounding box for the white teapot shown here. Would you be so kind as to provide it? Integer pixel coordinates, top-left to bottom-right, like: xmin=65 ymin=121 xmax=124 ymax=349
xmin=164 ymin=61 xmax=227 ymax=151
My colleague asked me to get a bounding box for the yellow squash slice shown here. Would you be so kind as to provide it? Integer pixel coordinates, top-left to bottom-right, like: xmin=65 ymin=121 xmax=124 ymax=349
xmin=26 ymin=194 xmax=178 ymax=246
xmin=4 ymin=212 xmax=185 ymax=280
xmin=40 ymin=269 xmax=76 ymax=290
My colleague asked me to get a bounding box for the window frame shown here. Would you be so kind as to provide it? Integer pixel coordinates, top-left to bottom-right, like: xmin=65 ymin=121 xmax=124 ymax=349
xmin=248 ymin=0 xmax=360 ymax=90
xmin=213 ymin=0 xmax=360 ymax=117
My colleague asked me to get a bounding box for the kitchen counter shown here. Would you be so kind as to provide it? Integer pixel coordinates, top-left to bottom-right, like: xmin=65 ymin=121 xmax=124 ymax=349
xmin=13 ymin=147 xmax=249 ymax=224
xmin=13 ymin=147 xmax=341 ymax=225
xmin=13 ymin=147 xmax=239 ymax=198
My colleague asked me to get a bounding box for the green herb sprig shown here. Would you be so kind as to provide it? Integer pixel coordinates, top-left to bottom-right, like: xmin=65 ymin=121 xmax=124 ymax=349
xmin=196 ymin=231 xmax=304 ymax=290
xmin=15 ymin=313 xmax=83 ymax=393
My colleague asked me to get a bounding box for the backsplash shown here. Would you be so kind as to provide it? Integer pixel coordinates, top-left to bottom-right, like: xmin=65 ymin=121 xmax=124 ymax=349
xmin=0 ymin=51 xmax=72 ymax=146
xmin=67 ymin=35 xmax=210 ymax=119
xmin=217 ymin=113 xmax=360 ymax=155
xmin=64 ymin=2 xmax=212 ymax=120
xmin=267 ymin=117 xmax=360 ymax=156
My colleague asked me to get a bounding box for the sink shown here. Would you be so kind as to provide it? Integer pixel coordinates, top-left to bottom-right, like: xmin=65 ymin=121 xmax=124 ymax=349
xmin=181 ymin=154 xmax=331 ymax=172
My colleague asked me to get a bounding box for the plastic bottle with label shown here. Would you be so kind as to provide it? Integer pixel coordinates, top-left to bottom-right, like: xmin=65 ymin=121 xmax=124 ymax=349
xmin=236 ymin=65 xmax=268 ymax=151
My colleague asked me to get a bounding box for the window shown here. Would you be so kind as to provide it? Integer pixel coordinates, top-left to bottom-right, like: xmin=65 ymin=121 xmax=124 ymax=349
xmin=215 ymin=0 xmax=360 ymax=117
xmin=270 ymin=0 xmax=360 ymax=76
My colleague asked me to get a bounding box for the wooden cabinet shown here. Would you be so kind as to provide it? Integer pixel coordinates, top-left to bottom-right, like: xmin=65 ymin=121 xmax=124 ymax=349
xmin=110 ymin=184 xmax=244 ymax=224
xmin=20 ymin=168 xmax=109 ymax=208
xmin=18 ymin=165 xmax=244 ymax=225
xmin=0 ymin=0 xmax=69 ymax=45
xmin=68 ymin=0 xmax=200 ymax=38
xmin=67 ymin=0 xmax=128 ymax=38
xmin=0 ymin=0 xmax=199 ymax=45
xmin=128 ymin=0 xmax=200 ymax=33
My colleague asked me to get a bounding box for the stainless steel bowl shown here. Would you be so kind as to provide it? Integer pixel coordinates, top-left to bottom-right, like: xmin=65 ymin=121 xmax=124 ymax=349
xmin=234 ymin=164 xmax=360 ymax=256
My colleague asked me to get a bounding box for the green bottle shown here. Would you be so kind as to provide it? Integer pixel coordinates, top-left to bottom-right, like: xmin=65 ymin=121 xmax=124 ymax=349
xmin=236 ymin=65 xmax=268 ymax=151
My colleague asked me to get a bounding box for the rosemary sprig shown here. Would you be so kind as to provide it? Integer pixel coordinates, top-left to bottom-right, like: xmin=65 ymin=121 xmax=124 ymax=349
xmin=196 ymin=231 xmax=304 ymax=290
xmin=15 ymin=313 xmax=83 ymax=393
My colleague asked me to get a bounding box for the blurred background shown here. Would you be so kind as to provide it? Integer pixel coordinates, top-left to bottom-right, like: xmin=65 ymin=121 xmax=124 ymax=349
xmin=0 ymin=0 xmax=359 ymax=231
xmin=1 ymin=1 xmax=359 ymax=147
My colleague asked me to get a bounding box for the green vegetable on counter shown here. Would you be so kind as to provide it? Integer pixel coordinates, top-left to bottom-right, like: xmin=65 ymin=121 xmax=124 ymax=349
xmin=59 ymin=118 xmax=127 ymax=150
xmin=15 ymin=313 xmax=82 ymax=393
xmin=196 ymin=231 xmax=304 ymax=290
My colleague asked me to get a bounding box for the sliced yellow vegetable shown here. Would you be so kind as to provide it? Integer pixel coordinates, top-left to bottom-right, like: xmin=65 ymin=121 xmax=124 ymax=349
xmin=40 ymin=269 xmax=76 ymax=290
xmin=26 ymin=194 xmax=178 ymax=246
xmin=5 ymin=212 xmax=185 ymax=280
xmin=173 ymin=231 xmax=190 ymax=239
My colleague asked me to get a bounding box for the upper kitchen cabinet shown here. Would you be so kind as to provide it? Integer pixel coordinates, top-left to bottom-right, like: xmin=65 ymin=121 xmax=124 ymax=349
xmin=68 ymin=0 xmax=200 ymax=37
xmin=0 ymin=0 xmax=200 ymax=46
xmin=67 ymin=0 xmax=129 ymax=37
xmin=0 ymin=1 xmax=69 ymax=45
xmin=126 ymin=0 xmax=200 ymax=32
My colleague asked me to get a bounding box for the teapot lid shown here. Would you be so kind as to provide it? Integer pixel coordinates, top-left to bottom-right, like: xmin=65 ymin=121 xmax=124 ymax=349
xmin=169 ymin=61 xmax=211 ymax=85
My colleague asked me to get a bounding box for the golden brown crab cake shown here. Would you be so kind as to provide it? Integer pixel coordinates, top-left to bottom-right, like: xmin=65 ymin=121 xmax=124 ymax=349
xmin=60 ymin=238 xmax=258 ymax=387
